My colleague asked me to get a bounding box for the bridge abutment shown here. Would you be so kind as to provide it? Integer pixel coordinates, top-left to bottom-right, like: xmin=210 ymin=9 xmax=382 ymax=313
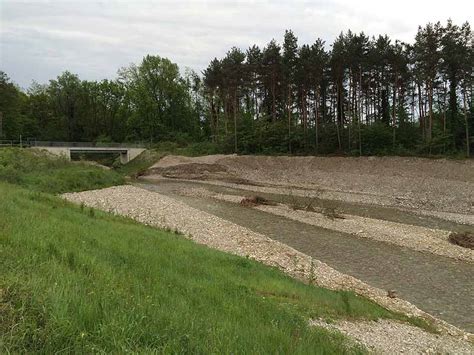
xmin=33 ymin=146 xmax=145 ymax=164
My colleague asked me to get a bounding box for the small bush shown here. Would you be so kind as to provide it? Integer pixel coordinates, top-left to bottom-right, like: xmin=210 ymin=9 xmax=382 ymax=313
xmin=240 ymin=195 xmax=274 ymax=207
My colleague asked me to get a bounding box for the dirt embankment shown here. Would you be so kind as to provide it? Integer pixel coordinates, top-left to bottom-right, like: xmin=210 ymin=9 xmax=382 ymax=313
xmin=144 ymin=155 xmax=474 ymax=215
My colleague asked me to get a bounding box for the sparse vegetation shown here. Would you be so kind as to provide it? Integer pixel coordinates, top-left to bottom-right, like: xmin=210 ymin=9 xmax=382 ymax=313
xmin=285 ymin=191 xmax=345 ymax=219
xmin=240 ymin=195 xmax=275 ymax=207
xmin=322 ymin=206 xmax=345 ymax=220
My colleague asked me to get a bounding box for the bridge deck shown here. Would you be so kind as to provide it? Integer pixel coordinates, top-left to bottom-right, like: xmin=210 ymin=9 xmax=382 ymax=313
xmin=69 ymin=148 xmax=128 ymax=154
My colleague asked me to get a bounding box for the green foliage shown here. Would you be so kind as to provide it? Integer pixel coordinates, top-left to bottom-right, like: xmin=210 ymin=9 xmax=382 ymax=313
xmin=360 ymin=122 xmax=393 ymax=155
xmin=0 ymin=183 xmax=433 ymax=353
xmin=119 ymin=55 xmax=203 ymax=143
xmin=177 ymin=141 xmax=221 ymax=156
xmin=0 ymin=72 xmax=34 ymax=139
xmin=0 ymin=148 xmax=124 ymax=193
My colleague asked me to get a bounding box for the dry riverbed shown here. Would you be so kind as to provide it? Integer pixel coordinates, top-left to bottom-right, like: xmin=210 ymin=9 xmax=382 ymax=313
xmin=177 ymin=187 xmax=473 ymax=262
xmin=145 ymin=155 xmax=474 ymax=216
xmin=62 ymin=185 xmax=473 ymax=353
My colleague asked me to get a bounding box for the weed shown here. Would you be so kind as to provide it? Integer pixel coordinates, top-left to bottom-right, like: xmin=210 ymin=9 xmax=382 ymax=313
xmin=322 ymin=206 xmax=345 ymax=220
xmin=309 ymin=260 xmax=317 ymax=284
xmin=240 ymin=195 xmax=274 ymax=207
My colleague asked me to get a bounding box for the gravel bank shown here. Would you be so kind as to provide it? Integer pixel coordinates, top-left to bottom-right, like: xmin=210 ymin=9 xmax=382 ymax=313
xmin=146 ymin=155 xmax=474 ymax=214
xmin=151 ymin=177 xmax=474 ymax=226
xmin=62 ymin=185 xmax=472 ymax=346
xmin=177 ymin=187 xmax=473 ymax=262
xmin=311 ymin=319 xmax=473 ymax=354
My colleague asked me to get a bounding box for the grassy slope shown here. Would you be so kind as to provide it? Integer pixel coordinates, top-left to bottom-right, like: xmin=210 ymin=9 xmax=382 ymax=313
xmin=0 ymin=148 xmax=124 ymax=194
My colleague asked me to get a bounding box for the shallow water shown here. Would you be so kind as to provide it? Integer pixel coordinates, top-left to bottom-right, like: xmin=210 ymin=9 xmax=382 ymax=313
xmin=138 ymin=180 xmax=474 ymax=332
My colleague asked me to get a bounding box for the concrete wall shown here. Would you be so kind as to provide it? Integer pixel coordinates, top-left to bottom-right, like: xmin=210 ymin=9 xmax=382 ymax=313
xmin=128 ymin=148 xmax=146 ymax=161
xmin=35 ymin=147 xmax=71 ymax=160
xmin=33 ymin=147 xmax=146 ymax=163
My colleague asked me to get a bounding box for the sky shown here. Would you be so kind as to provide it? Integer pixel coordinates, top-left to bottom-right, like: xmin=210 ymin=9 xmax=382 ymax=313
xmin=1 ymin=0 xmax=473 ymax=89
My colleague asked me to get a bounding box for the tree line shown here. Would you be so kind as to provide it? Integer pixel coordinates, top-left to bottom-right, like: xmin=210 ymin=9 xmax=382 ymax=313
xmin=1 ymin=20 xmax=472 ymax=156
xmin=0 ymin=56 xmax=204 ymax=144
xmin=203 ymin=20 xmax=473 ymax=156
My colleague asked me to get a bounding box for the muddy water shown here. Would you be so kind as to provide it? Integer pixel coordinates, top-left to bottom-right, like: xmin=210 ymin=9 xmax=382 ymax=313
xmin=137 ymin=180 xmax=474 ymax=332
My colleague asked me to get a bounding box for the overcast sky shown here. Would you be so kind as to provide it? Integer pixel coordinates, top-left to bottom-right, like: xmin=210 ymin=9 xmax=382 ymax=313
xmin=1 ymin=0 xmax=472 ymax=89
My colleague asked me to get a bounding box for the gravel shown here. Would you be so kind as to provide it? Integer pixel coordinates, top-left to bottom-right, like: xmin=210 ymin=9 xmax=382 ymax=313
xmin=177 ymin=187 xmax=473 ymax=262
xmin=62 ymin=185 xmax=472 ymax=347
xmin=147 ymin=155 xmax=474 ymax=215
xmin=311 ymin=319 xmax=473 ymax=354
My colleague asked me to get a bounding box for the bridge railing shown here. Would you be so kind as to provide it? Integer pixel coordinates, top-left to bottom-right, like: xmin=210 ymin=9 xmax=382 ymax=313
xmin=0 ymin=140 xmax=31 ymax=147
xmin=30 ymin=141 xmax=146 ymax=148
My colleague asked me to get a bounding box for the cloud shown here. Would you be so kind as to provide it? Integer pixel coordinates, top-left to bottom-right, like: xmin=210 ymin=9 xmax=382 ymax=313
xmin=1 ymin=0 xmax=472 ymax=88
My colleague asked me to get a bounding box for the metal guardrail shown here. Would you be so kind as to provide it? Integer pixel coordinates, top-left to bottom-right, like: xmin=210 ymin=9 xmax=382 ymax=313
xmin=0 ymin=140 xmax=31 ymax=147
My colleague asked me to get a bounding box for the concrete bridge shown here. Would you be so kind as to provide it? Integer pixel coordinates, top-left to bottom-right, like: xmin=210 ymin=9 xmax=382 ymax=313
xmin=31 ymin=142 xmax=146 ymax=164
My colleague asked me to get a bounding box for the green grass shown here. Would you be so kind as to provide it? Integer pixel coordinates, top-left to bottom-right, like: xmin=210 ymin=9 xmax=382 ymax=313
xmin=0 ymin=182 xmax=428 ymax=353
xmin=0 ymin=148 xmax=124 ymax=193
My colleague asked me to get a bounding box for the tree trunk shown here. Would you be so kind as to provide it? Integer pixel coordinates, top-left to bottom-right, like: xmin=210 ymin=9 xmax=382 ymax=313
xmin=271 ymin=72 xmax=276 ymax=122
xmin=358 ymin=69 xmax=362 ymax=156
xmin=463 ymin=83 xmax=470 ymax=157
xmin=348 ymin=73 xmax=352 ymax=150
xmin=428 ymin=81 xmax=433 ymax=142
xmin=303 ymin=88 xmax=308 ymax=145
xmin=315 ymin=88 xmax=320 ymax=154
xmin=234 ymin=90 xmax=238 ymax=153
xmin=288 ymin=84 xmax=292 ymax=154
xmin=335 ymin=84 xmax=342 ymax=151
xmin=392 ymin=73 xmax=397 ymax=148
xmin=418 ymin=83 xmax=424 ymax=140
xmin=443 ymin=81 xmax=447 ymax=153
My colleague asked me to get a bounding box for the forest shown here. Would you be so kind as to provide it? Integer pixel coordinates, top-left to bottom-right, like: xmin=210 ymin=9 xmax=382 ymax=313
xmin=1 ymin=20 xmax=472 ymax=156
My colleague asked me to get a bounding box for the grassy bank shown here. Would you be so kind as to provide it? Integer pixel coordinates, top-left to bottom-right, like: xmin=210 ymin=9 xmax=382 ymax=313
xmin=0 ymin=182 xmax=429 ymax=353
xmin=0 ymin=148 xmax=124 ymax=193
